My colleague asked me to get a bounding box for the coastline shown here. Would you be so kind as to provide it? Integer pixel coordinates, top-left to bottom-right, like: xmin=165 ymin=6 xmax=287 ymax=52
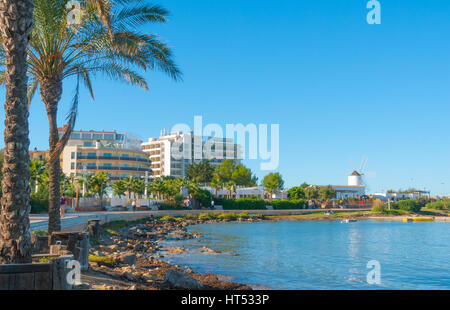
xmin=80 ymin=210 xmax=449 ymax=290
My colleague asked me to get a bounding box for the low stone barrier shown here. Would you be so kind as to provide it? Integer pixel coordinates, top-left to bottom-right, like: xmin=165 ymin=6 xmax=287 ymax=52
xmin=0 ymin=255 xmax=74 ymax=290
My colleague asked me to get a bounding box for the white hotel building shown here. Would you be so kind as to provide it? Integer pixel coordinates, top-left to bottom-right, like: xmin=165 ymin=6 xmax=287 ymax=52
xmin=141 ymin=130 xmax=242 ymax=179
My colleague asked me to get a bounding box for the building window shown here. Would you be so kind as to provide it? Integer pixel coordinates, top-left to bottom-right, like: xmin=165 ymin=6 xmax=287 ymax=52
xmin=83 ymin=141 xmax=93 ymax=147
xmin=71 ymin=162 xmax=75 ymax=169
xmin=103 ymin=153 xmax=112 ymax=157
xmin=71 ymin=152 xmax=75 ymax=159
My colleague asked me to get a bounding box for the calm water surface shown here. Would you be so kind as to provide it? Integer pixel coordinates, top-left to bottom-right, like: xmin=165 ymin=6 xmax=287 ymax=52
xmin=160 ymin=220 xmax=450 ymax=290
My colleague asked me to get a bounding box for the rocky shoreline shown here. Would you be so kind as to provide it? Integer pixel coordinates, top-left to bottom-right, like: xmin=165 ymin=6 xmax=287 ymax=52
xmin=81 ymin=210 xmax=449 ymax=290
xmin=82 ymin=214 xmax=261 ymax=290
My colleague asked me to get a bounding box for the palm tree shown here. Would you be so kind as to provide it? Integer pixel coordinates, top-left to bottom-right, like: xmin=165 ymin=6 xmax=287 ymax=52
xmin=30 ymin=159 xmax=47 ymax=193
xmin=112 ymin=179 xmax=126 ymax=198
xmin=225 ymin=181 xmax=236 ymax=200
xmin=123 ymin=176 xmax=136 ymax=199
xmin=262 ymin=172 xmax=284 ymax=201
xmin=87 ymin=172 xmax=110 ymax=208
xmin=210 ymin=174 xmax=222 ymax=197
xmin=0 ymin=0 xmax=181 ymax=234
xmin=0 ymin=0 xmax=34 ymax=264
xmin=150 ymin=178 xmax=164 ymax=200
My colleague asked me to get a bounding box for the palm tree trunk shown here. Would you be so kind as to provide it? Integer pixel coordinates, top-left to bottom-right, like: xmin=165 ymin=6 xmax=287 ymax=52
xmin=41 ymin=78 xmax=63 ymax=234
xmin=0 ymin=0 xmax=34 ymax=264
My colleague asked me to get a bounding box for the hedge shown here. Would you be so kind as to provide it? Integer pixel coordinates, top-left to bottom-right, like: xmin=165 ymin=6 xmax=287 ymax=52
xmin=214 ymin=198 xmax=266 ymax=210
xmin=426 ymin=200 xmax=450 ymax=210
xmin=394 ymin=200 xmax=423 ymax=213
xmin=30 ymin=192 xmax=49 ymax=214
xmin=271 ymin=200 xmax=307 ymax=210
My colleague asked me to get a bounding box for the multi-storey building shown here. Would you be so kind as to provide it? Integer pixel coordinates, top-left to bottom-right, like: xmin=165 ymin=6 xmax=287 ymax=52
xmin=141 ymin=130 xmax=241 ymax=179
xmin=60 ymin=128 xmax=151 ymax=181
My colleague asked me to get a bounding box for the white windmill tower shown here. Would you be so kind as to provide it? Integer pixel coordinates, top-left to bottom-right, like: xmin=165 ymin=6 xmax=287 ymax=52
xmin=347 ymin=157 xmax=375 ymax=193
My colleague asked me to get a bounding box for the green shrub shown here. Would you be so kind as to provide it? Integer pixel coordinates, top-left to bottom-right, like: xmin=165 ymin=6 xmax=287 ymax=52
xmin=397 ymin=200 xmax=422 ymax=213
xmin=30 ymin=191 xmax=49 ymax=214
xmin=174 ymin=194 xmax=185 ymax=207
xmin=217 ymin=213 xmax=238 ymax=221
xmin=32 ymin=230 xmax=49 ymax=236
xmin=88 ymin=255 xmax=115 ymax=267
xmin=216 ymin=198 xmax=266 ymax=210
xmin=426 ymin=200 xmax=450 ymax=210
xmin=235 ymin=198 xmax=266 ymax=210
xmin=160 ymin=216 xmax=176 ymax=222
xmin=198 ymin=213 xmax=217 ymax=221
xmin=214 ymin=198 xmax=236 ymax=210
xmin=271 ymin=200 xmax=307 ymax=210
xmin=158 ymin=201 xmax=187 ymax=210
xmin=372 ymin=199 xmax=386 ymax=213
xmin=193 ymin=189 xmax=213 ymax=208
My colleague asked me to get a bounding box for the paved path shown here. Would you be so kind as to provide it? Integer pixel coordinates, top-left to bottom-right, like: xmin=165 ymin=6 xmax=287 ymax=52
xmin=30 ymin=208 xmax=372 ymax=232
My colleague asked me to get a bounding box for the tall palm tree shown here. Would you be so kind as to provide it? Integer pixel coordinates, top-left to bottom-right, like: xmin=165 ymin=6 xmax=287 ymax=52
xmin=225 ymin=181 xmax=236 ymax=200
xmin=87 ymin=172 xmax=110 ymax=208
xmin=112 ymin=179 xmax=126 ymax=198
xmin=210 ymin=174 xmax=222 ymax=198
xmin=0 ymin=0 xmax=181 ymax=233
xmin=30 ymin=159 xmax=47 ymax=193
xmin=123 ymin=176 xmax=136 ymax=199
xmin=150 ymin=178 xmax=164 ymax=200
xmin=0 ymin=0 xmax=34 ymax=264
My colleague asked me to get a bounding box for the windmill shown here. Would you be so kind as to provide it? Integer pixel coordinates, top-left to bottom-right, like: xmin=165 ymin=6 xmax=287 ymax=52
xmin=347 ymin=157 xmax=376 ymax=192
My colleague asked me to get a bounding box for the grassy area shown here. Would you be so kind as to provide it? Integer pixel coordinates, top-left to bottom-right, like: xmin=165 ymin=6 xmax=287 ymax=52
xmin=101 ymin=218 xmax=151 ymax=235
xmin=32 ymin=230 xmax=49 ymax=236
xmin=88 ymin=255 xmax=115 ymax=267
xmin=38 ymin=256 xmax=56 ymax=263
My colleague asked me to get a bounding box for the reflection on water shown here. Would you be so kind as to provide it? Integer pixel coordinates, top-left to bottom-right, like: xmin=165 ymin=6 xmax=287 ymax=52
xmin=160 ymin=220 xmax=450 ymax=290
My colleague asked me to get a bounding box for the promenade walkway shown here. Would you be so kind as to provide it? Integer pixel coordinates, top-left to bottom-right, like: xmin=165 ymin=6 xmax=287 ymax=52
xmin=30 ymin=208 xmax=372 ymax=232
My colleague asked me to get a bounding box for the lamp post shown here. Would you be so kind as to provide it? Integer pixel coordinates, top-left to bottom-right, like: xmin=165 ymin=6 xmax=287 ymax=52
xmin=82 ymin=164 xmax=87 ymax=197
xmin=144 ymin=171 xmax=148 ymax=198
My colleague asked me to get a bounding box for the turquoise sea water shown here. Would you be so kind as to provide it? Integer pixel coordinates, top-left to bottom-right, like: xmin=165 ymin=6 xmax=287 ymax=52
xmin=160 ymin=220 xmax=450 ymax=290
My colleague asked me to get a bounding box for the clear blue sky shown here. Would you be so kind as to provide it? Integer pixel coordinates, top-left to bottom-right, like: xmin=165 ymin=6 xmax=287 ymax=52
xmin=1 ymin=0 xmax=450 ymax=195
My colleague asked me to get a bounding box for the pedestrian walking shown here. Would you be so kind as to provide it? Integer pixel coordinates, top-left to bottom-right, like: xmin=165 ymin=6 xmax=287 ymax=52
xmin=60 ymin=194 xmax=67 ymax=219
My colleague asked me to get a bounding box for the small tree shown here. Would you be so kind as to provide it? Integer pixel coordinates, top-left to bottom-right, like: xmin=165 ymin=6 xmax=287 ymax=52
xmin=231 ymin=164 xmax=257 ymax=187
xmin=305 ymin=186 xmax=318 ymax=200
xmin=262 ymin=172 xmax=284 ymax=201
xmin=318 ymin=186 xmax=337 ymax=201
xmin=216 ymin=159 xmax=235 ymax=184
xmin=186 ymin=160 xmax=214 ymax=183
xmin=288 ymin=186 xmax=306 ymax=200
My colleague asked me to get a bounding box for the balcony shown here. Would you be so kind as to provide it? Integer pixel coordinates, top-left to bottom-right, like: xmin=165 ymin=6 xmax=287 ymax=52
xmin=81 ymin=166 xmax=151 ymax=173
xmin=77 ymin=155 xmax=151 ymax=163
